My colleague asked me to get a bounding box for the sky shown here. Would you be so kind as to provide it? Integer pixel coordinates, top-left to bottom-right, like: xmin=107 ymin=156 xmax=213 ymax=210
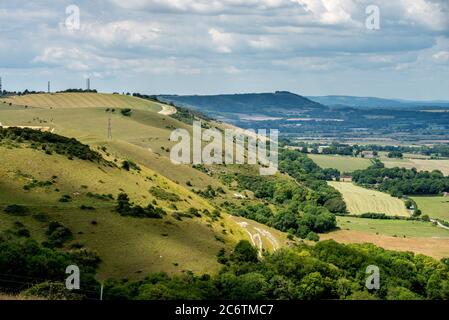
xmin=0 ymin=0 xmax=448 ymax=100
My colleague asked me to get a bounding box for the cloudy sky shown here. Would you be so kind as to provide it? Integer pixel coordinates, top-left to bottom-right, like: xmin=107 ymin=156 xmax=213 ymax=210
xmin=1 ymin=0 xmax=448 ymax=99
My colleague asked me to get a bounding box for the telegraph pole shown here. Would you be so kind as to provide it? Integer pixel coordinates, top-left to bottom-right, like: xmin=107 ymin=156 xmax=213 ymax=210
xmin=107 ymin=117 xmax=112 ymax=139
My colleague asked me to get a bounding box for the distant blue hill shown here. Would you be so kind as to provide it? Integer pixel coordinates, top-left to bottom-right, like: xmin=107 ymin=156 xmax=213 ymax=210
xmin=159 ymin=91 xmax=325 ymax=114
xmin=307 ymin=95 xmax=449 ymax=109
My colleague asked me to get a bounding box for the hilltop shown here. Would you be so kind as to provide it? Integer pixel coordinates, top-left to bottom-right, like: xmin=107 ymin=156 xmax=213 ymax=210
xmin=159 ymin=91 xmax=324 ymax=117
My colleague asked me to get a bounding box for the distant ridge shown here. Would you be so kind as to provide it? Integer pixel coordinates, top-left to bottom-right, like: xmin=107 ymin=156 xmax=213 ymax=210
xmin=307 ymin=95 xmax=449 ymax=109
xmin=159 ymin=91 xmax=325 ymax=113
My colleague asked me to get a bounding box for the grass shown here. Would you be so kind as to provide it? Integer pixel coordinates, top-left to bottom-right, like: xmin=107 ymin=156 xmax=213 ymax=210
xmin=412 ymin=196 xmax=449 ymax=221
xmin=328 ymin=181 xmax=409 ymax=216
xmin=0 ymin=144 xmax=248 ymax=279
xmin=321 ymin=230 xmax=449 ymax=260
xmin=0 ymin=93 xmax=288 ymax=279
xmin=0 ymin=206 xmax=232 ymax=280
xmin=0 ymin=95 xmax=223 ymax=190
xmin=320 ymin=216 xmax=449 ymax=259
xmin=308 ymin=154 xmax=372 ymax=173
xmin=335 ymin=216 xmax=449 ymax=238
xmin=0 ymin=93 xmax=162 ymax=112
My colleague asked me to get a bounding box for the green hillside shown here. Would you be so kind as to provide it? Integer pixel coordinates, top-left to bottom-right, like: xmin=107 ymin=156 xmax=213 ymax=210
xmin=1 ymin=93 xmax=162 ymax=111
xmin=0 ymin=93 xmax=289 ymax=281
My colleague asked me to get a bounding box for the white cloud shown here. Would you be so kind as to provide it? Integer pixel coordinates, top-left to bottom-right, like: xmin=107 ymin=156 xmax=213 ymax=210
xmin=209 ymin=28 xmax=234 ymax=53
xmin=1 ymin=0 xmax=448 ymax=97
xmin=402 ymin=0 xmax=449 ymax=31
xmin=433 ymin=51 xmax=449 ymax=62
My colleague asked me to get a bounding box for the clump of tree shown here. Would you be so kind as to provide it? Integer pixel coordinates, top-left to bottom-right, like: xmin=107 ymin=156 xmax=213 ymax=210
xmin=194 ymin=185 xmax=224 ymax=199
xmin=0 ymin=229 xmax=100 ymax=298
xmin=352 ymin=162 xmax=449 ymax=197
xmin=44 ymin=221 xmax=73 ymax=247
xmin=23 ymin=179 xmax=53 ymax=190
xmin=150 ymin=187 xmax=181 ymax=202
xmin=86 ymin=192 xmax=114 ymax=201
xmin=225 ymin=202 xmax=336 ymax=240
xmin=121 ymin=160 xmax=141 ymax=171
xmin=3 ymin=204 xmax=30 ymax=216
xmin=387 ymin=151 xmax=403 ymax=159
xmin=0 ymin=127 xmax=110 ymax=164
xmin=101 ymin=239 xmax=449 ymax=300
xmin=120 ymin=108 xmax=132 ymax=117
xmin=116 ymin=193 xmax=166 ymax=218
xmin=57 ymin=89 xmax=98 ymax=93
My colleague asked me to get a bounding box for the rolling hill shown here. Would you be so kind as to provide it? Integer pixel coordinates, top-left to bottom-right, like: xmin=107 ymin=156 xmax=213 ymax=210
xmin=159 ymin=91 xmax=323 ymax=112
xmin=3 ymin=91 xmax=449 ymax=302
xmin=307 ymin=95 xmax=449 ymax=110
xmin=0 ymin=92 xmax=288 ymax=281
xmin=158 ymin=92 xmax=449 ymax=143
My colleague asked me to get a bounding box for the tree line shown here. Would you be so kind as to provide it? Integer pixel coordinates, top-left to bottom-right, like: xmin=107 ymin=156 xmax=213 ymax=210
xmin=352 ymin=161 xmax=449 ymax=197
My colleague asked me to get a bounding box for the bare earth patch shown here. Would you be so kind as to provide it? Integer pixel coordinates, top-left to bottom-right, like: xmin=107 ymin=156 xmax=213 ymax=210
xmin=321 ymin=230 xmax=449 ymax=259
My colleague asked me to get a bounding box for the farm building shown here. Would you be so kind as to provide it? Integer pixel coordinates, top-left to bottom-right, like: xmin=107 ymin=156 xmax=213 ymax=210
xmin=361 ymin=151 xmax=375 ymax=159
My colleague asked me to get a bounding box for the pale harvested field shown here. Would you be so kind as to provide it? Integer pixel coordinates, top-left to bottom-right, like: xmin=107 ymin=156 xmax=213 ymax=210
xmin=321 ymin=230 xmax=449 ymax=259
xmin=329 ymin=181 xmax=409 ymax=216
xmin=0 ymin=93 xmax=161 ymax=112
xmin=382 ymin=158 xmax=449 ymax=176
xmin=308 ymin=154 xmax=372 ymax=173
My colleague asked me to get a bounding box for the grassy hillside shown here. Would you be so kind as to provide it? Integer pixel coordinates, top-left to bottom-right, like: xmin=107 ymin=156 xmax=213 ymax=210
xmin=0 ymin=93 xmax=289 ymax=281
xmin=0 ymin=143 xmax=247 ymax=279
xmin=1 ymin=93 xmax=162 ymax=111
xmin=308 ymin=154 xmax=372 ymax=173
xmin=329 ymin=181 xmax=409 ymax=216
xmin=3 ymin=91 xmax=447 ymax=289
xmin=0 ymin=94 xmax=220 ymax=188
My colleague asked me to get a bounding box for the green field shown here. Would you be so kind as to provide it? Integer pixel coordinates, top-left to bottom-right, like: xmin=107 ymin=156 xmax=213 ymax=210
xmin=321 ymin=216 xmax=449 ymax=259
xmin=412 ymin=196 xmax=449 ymax=221
xmin=329 ymin=181 xmax=409 ymax=216
xmin=308 ymin=154 xmax=372 ymax=173
xmin=336 ymin=216 xmax=449 ymax=238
